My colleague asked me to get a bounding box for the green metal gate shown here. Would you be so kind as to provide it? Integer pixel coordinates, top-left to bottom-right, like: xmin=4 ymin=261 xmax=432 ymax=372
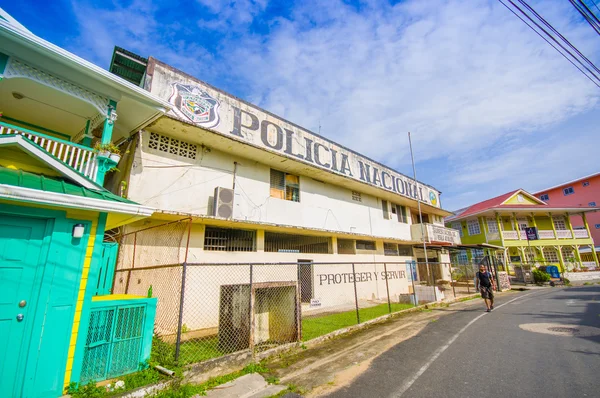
xmin=79 ymin=297 xmax=156 ymax=383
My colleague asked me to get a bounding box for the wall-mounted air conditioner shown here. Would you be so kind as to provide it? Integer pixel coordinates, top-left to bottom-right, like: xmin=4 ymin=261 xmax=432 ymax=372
xmin=213 ymin=187 xmax=234 ymax=219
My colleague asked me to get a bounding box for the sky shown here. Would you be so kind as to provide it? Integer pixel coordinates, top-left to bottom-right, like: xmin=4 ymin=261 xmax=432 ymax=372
xmin=4 ymin=0 xmax=600 ymax=210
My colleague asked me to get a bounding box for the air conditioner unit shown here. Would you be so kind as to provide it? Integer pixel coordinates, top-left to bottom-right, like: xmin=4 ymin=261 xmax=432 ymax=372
xmin=213 ymin=187 xmax=234 ymax=219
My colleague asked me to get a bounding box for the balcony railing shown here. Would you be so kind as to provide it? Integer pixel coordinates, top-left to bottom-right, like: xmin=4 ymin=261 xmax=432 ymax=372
xmin=0 ymin=122 xmax=98 ymax=181
xmin=573 ymin=229 xmax=589 ymax=238
xmin=502 ymin=229 xmax=588 ymax=240
xmin=538 ymin=230 xmax=555 ymax=239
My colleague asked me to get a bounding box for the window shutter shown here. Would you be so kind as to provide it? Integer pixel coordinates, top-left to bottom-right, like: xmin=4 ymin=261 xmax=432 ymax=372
xmin=382 ymin=200 xmax=390 ymax=219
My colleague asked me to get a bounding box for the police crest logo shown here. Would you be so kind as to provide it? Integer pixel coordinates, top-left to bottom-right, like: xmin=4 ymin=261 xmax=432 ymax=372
xmin=169 ymin=82 xmax=220 ymax=128
xmin=429 ymin=191 xmax=438 ymax=206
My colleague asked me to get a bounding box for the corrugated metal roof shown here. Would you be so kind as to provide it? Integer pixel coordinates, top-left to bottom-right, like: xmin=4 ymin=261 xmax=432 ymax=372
xmin=0 ymin=166 xmax=136 ymax=204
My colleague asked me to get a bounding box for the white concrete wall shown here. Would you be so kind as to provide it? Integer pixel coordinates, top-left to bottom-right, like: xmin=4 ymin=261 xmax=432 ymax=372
xmin=128 ymin=132 xmax=415 ymax=239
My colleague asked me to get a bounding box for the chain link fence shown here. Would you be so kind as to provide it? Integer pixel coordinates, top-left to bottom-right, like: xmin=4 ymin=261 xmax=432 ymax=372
xmin=114 ymin=257 xmax=477 ymax=367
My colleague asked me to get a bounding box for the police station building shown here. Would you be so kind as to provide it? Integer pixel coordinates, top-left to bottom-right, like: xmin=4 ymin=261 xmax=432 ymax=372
xmin=107 ymin=50 xmax=460 ymax=330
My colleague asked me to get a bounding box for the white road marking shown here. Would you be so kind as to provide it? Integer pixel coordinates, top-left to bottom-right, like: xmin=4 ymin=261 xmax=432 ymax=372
xmin=390 ymin=292 xmax=536 ymax=398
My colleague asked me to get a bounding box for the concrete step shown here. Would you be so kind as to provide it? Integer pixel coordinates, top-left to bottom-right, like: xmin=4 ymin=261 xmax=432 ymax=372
xmin=200 ymin=373 xmax=286 ymax=398
xmin=202 ymin=374 xmax=266 ymax=398
xmin=247 ymin=384 xmax=288 ymax=398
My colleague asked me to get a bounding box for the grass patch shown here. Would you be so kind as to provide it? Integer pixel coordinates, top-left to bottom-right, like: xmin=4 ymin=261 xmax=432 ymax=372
xmin=177 ymin=336 xmax=224 ymax=365
xmin=301 ymin=302 xmax=413 ymax=341
xmin=457 ymin=294 xmax=480 ymax=302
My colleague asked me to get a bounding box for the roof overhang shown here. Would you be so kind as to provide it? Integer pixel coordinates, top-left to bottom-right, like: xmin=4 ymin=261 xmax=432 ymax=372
xmin=150 ymin=209 xmax=423 ymax=244
xmin=448 ymin=206 xmax=598 ymax=221
xmin=0 ymin=183 xmax=154 ymax=217
xmin=0 ymin=18 xmax=171 ymax=139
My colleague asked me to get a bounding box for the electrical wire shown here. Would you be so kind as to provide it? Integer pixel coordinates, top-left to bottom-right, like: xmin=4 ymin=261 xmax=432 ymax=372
xmin=498 ymin=0 xmax=600 ymax=88
xmin=570 ymin=0 xmax=600 ymax=36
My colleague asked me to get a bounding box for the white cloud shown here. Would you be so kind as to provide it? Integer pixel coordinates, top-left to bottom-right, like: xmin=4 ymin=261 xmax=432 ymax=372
xmin=67 ymin=0 xmax=600 ymax=210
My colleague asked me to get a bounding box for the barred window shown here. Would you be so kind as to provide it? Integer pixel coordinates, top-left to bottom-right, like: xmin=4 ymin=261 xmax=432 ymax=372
xmin=337 ymin=238 xmax=356 ymax=254
xmin=384 ymin=242 xmax=399 ymax=256
xmin=471 ymin=249 xmax=484 ymax=262
xmin=148 ymin=132 xmax=197 ymax=159
xmin=543 ymin=247 xmax=559 ymax=263
xmin=553 ymin=217 xmax=567 ymax=230
xmin=270 ymin=169 xmax=300 ymax=202
xmin=356 ymin=240 xmax=376 ymax=251
xmin=204 ymin=227 xmax=256 ymax=251
xmin=265 ymin=232 xmax=331 ymax=253
xmin=352 ymin=191 xmax=362 ymax=202
xmin=398 ymin=245 xmax=413 ymax=256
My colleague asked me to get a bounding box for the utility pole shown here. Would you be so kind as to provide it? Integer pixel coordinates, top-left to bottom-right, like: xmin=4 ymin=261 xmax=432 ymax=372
xmin=408 ymin=132 xmax=436 ymax=301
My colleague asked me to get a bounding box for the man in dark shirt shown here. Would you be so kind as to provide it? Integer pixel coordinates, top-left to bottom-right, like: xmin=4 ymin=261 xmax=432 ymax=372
xmin=475 ymin=265 xmax=496 ymax=312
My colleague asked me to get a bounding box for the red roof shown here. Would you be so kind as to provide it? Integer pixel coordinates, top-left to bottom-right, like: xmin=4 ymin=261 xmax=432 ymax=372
xmin=447 ymin=189 xmax=597 ymax=221
xmin=448 ymin=190 xmax=519 ymax=220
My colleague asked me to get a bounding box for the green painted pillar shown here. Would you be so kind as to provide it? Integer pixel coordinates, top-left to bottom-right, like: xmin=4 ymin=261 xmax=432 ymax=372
xmin=81 ymin=120 xmax=92 ymax=147
xmin=100 ymin=100 xmax=117 ymax=145
xmin=95 ymin=157 xmax=117 ymax=186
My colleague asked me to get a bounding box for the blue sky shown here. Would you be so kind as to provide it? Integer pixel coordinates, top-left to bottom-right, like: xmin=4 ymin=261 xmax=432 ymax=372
xmin=4 ymin=0 xmax=600 ymax=210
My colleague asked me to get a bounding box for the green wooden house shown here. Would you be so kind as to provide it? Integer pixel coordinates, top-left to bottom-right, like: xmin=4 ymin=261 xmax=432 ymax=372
xmin=0 ymin=9 xmax=170 ymax=397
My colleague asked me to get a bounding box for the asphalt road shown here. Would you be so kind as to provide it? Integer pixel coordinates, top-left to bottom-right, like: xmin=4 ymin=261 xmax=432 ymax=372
xmin=323 ymin=286 xmax=600 ymax=398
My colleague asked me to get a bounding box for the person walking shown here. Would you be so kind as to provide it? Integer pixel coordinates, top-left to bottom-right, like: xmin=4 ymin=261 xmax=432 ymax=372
xmin=475 ymin=265 xmax=496 ymax=312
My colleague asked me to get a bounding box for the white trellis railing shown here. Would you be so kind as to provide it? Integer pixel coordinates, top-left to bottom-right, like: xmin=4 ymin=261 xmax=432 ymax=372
xmin=0 ymin=122 xmax=98 ymax=181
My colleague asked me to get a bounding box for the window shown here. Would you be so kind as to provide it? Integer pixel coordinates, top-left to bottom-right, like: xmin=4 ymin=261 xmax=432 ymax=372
xmin=540 ymin=194 xmax=549 ymax=201
xmin=148 ymin=132 xmax=198 ymax=159
xmin=391 ymin=204 xmax=408 ymax=223
xmin=356 ymin=240 xmax=376 ymax=251
xmin=517 ymin=218 xmax=528 ymax=231
xmin=352 ymin=191 xmax=362 ymax=202
xmin=553 ymin=216 xmax=567 ymax=230
xmin=381 ymin=200 xmax=390 ymax=219
xmin=384 ymin=242 xmax=399 ymax=256
xmin=270 ymin=169 xmax=300 ymax=202
xmin=337 ymin=239 xmax=356 ymax=254
xmin=562 ymin=247 xmax=574 ymax=261
xmin=471 ymin=249 xmax=484 ymax=262
xmin=265 ymin=232 xmax=331 ymax=253
xmin=589 ymin=202 xmax=596 ymax=207
xmin=583 ymin=181 xmax=590 ymax=187
xmin=451 ymin=221 xmax=463 ymax=237
xmin=563 ymin=186 xmax=574 ymax=196
xmin=398 ymin=245 xmax=413 ymax=256
xmin=543 ymin=247 xmax=559 ymax=263
xmin=454 ymin=250 xmax=468 ymax=264
xmin=486 ymin=218 xmax=499 ymax=233
xmin=467 ymin=219 xmax=481 ymax=235
xmin=204 ymin=227 xmax=256 ymax=251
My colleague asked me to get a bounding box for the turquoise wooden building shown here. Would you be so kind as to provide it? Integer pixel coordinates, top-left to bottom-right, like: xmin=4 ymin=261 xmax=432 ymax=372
xmin=0 ymin=9 xmax=170 ymax=397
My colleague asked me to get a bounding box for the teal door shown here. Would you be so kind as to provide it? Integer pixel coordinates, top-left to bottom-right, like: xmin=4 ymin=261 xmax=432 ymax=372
xmin=0 ymin=215 xmax=51 ymax=397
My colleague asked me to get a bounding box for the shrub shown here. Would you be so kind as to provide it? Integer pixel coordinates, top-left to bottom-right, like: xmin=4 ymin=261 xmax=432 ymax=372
xmin=532 ymin=268 xmax=550 ymax=284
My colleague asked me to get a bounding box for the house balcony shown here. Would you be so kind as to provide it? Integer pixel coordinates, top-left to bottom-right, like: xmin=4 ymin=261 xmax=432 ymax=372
xmin=411 ymin=223 xmax=461 ymax=245
xmin=501 ymin=229 xmax=589 ymax=241
xmin=0 ymin=121 xmax=99 ymax=182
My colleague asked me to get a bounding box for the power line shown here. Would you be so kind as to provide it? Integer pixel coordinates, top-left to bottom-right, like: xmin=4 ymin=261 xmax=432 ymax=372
xmin=570 ymin=0 xmax=600 ymax=36
xmin=498 ymin=0 xmax=600 ymax=88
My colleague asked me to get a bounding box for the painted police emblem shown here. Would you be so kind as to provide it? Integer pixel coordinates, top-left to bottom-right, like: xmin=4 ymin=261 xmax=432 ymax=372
xmin=169 ymin=82 xmax=220 ymax=128
xmin=429 ymin=191 xmax=438 ymax=207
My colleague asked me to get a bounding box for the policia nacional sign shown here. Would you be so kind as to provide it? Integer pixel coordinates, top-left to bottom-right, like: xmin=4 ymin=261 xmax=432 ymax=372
xmin=147 ymin=58 xmax=441 ymax=207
